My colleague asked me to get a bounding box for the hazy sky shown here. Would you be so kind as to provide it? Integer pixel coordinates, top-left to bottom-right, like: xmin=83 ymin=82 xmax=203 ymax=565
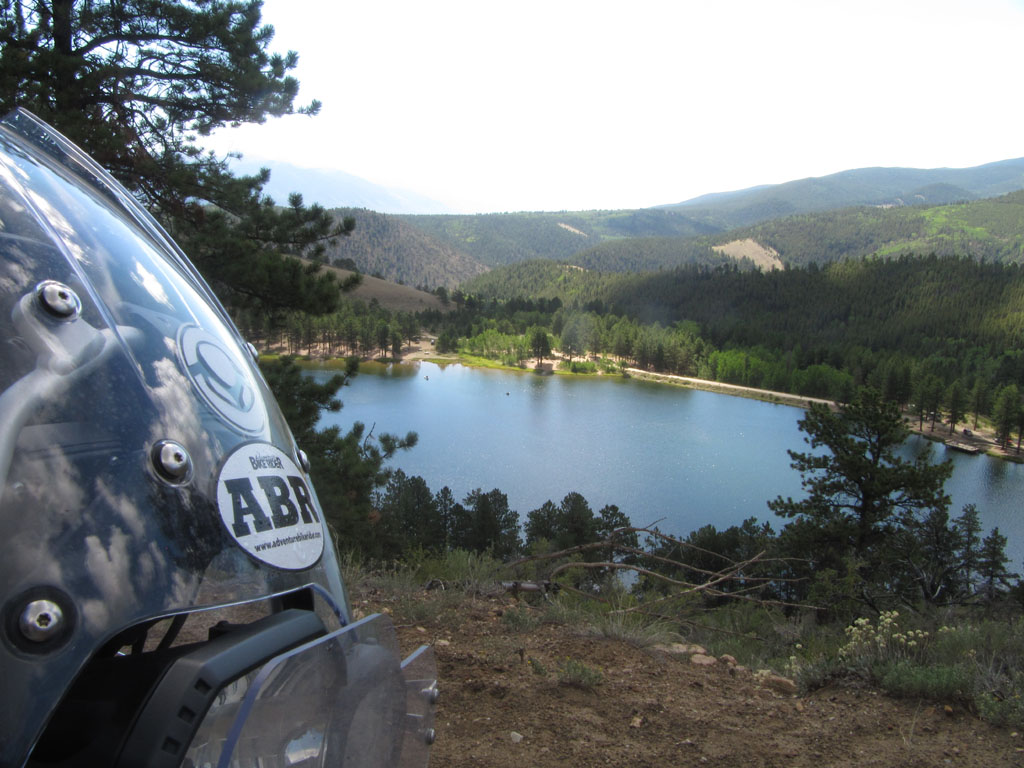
xmin=205 ymin=0 xmax=1024 ymax=213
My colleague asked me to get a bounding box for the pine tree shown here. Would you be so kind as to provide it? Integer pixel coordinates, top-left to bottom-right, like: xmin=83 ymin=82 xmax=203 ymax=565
xmin=769 ymin=387 xmax=953 ymax=606
xmin=0 ymin=0 xmax=354 ymax=312
xmin=993 ymin=385 xmax=1021 ymax=449
xmin=946 ymin=380 xmax=966 ymax=435
xmin=978 ymin=528 xmax=1015 ymax=603
xmin=528 ymin=326 xmax=552 ymax=361
xmin=970 ymin=377 xmax=991 ymax=429
xmin=955 ymin=503 xmax=983 ymax=591
xmin=260 ymin=356 xmax=417 ymax=543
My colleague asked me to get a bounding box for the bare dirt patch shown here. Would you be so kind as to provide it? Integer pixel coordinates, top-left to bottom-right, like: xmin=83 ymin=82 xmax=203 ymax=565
xmin=367 ymin=589 xmax=1023 ymax=768
xmin=713 ymin=239 xmax=784 ymax=271
xmin=558 ymin=222 xmax=589 ymax=237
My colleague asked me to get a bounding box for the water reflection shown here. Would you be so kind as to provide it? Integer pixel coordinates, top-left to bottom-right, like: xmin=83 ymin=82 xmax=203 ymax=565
xmin=314 ymin=362 xmax=1024 ymax=565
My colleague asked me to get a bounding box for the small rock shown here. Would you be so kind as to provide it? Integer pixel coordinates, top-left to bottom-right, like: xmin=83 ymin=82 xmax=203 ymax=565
xmin=654 ymin=642 xmax=707 ymax=656
xmin=690 ymin=653 xmax=717 ymax=666
xmin=416 ymin=626 xmax=427 ymax=633
xmin=436 ymin=638 xmax=451 ymax=647
xmin=719 ymin=654 xmax=738 ymax=666
xmin=510 ymin=731 xmax=523 ymax=744
xmin=762 ymin=674 xmax=798 ymax=695
xmin=944 ymin=704 xmax=954 ymax=716
xmin=630 ymin=715 xmax=643 ymax=729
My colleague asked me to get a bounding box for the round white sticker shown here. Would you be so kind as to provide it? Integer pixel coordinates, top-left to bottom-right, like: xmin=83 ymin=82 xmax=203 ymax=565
xmin=216 ymin=443 xmax=324 ymax=570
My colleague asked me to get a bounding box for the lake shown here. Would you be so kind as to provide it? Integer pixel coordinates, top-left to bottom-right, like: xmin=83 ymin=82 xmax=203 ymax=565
xmin=312 ymin=361 xmax=1024 ymax=564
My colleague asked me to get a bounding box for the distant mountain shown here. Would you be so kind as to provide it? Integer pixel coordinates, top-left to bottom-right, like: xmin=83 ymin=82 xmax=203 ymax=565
xmin=316 ymin=208 xmax=721 ymax=288
xmin=227 ymin=155 xmax=1024 ymax=289
xmin=226 ymin=156 xmax=452 ymax=214
xmin=322 ymin=190 xmax=1024 ymax=290
xmin=446 ymin=189 xmax=1024 ymax=289
xmin=710 ymin=189 xmax=1024 ymax=267
xmin=396 ymin=209 xmax=717 ymax=268
xmin=661 ymin=158 xmax=1024 ymax=229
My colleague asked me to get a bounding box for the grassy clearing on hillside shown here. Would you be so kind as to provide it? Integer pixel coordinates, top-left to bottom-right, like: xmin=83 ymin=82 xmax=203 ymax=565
xmin=303 ymin=259 xmax=451 ymax=313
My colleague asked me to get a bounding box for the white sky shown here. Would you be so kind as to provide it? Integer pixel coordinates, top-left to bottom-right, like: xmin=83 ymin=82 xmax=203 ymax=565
xmin=204 ymin=0 xmax=1024 ymax=213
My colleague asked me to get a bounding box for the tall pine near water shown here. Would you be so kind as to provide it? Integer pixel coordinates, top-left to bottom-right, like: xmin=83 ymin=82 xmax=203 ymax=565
xmin=0 ymin=0 xmax=412 ymax=544
xmin=770 ymin=388 xmax=954 ymax=614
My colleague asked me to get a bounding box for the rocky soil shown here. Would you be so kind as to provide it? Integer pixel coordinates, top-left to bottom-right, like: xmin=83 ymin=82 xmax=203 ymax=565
xmin=357 ymin=588 xmax=1024 ymax=768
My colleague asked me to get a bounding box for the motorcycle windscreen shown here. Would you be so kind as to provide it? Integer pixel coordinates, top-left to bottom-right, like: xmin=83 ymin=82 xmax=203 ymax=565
xmin=184 ymin=613 xmax=437 ymax=768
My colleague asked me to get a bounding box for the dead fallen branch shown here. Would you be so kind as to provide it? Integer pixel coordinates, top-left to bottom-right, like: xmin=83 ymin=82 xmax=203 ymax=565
xmin=506 ymin=526 xmax=819 ymax=614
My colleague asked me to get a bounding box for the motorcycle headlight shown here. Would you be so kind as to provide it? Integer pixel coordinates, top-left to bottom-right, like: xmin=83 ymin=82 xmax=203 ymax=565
xmin=113 ymin=612 xmax=436 ymax=768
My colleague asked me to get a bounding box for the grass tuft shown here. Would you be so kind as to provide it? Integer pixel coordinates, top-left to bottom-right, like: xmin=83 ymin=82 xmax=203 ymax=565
xmin=557 ymin=657 xmax=603 ymax=689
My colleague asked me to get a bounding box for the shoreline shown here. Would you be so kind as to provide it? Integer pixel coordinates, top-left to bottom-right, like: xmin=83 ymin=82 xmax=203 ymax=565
xmin=286 ymin=343 xmax=1024 ymax=464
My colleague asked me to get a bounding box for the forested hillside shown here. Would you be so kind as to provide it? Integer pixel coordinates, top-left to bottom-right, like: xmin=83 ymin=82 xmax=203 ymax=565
xmin=570 ymin=236 xmax=732 ymax=272
xmin=312 ymin=172 xmax=1024 ymax=290
xmin=722 ymin=190 xmax=1024 ymax=266
xmin=460 ymin=256 xmax=1024 ymax=388
xmin=322 ymin=207 xmax=488 ymax=288
xmin=662 ymin=158 xmax=1024 ymax=229
xmin=550 ymin=191 xmax=1024 ymax=273
xmin=396 ymin=209 xmax=716 ymax=267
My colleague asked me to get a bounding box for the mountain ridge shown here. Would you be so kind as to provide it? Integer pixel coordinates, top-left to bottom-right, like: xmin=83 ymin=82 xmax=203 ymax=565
xmin=661 ymin=158 xmax=1024 ymax=229
xmin=227 ymin=155 xmax=453 ymax=215
xmin=277 ymin=157 xmax=1024 ymax=290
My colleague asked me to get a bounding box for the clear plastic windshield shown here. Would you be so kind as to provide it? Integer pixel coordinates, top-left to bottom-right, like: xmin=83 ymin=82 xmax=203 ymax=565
xmin=0 ymin=111 xmax=348 ymax=766
xmin=184 ymin=614 xmax=437 ymax=768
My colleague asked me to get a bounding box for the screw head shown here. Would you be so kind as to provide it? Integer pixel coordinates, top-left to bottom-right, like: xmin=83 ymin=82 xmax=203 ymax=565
xmin=152 ymin=440 xmax=192 ymax=483
xmin=297 ymin=448 xmax=311 ymax=473
xmin=35 ymin=281 xmax=81 ymax=320
xmin=246 ymin=342 xmax=260 ymax=362
xmin=19 ymin=599 xmax=64 ymax=642
xmin=422 ymin=728 xmax=436 ymax=746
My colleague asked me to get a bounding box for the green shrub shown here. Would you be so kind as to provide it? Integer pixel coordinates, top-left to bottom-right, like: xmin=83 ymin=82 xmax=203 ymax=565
xmin=681 ymin=603 xmax=805 ymax=669
xmin=557 ymin=657 xmax=603 ymax=688
xmin=557 ymin=359 xmax=597 ymax=373
xmin=785 ymin=614 xmax=1024 ymax=729
xmin=583 ymin=610 xmax=679 ymax=648
xmin=403 ymin=548 xmax=505 ymax=591
xmin=502 ymin=604 xmax=540 ymax=633
xmin=877 ymin=661 xmax=973 ymax=701
xmin=975 ymin=686 xmax=1024 ymax=729
xmin=527 ymin=656 xmax=549 ymax=677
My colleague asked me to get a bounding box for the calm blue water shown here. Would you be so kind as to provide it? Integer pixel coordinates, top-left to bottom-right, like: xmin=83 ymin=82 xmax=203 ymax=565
xmin=312 ymin=361 xmax=1024 ymax=564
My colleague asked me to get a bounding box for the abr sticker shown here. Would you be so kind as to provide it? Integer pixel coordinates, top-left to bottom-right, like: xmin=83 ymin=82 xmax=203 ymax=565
xmin=216 ymin=443 xmax=324 ymax=570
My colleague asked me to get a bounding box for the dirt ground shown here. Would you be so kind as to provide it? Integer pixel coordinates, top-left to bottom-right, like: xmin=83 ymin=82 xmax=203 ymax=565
xmin=348 ymin=588 xmax=1024 ymax=768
